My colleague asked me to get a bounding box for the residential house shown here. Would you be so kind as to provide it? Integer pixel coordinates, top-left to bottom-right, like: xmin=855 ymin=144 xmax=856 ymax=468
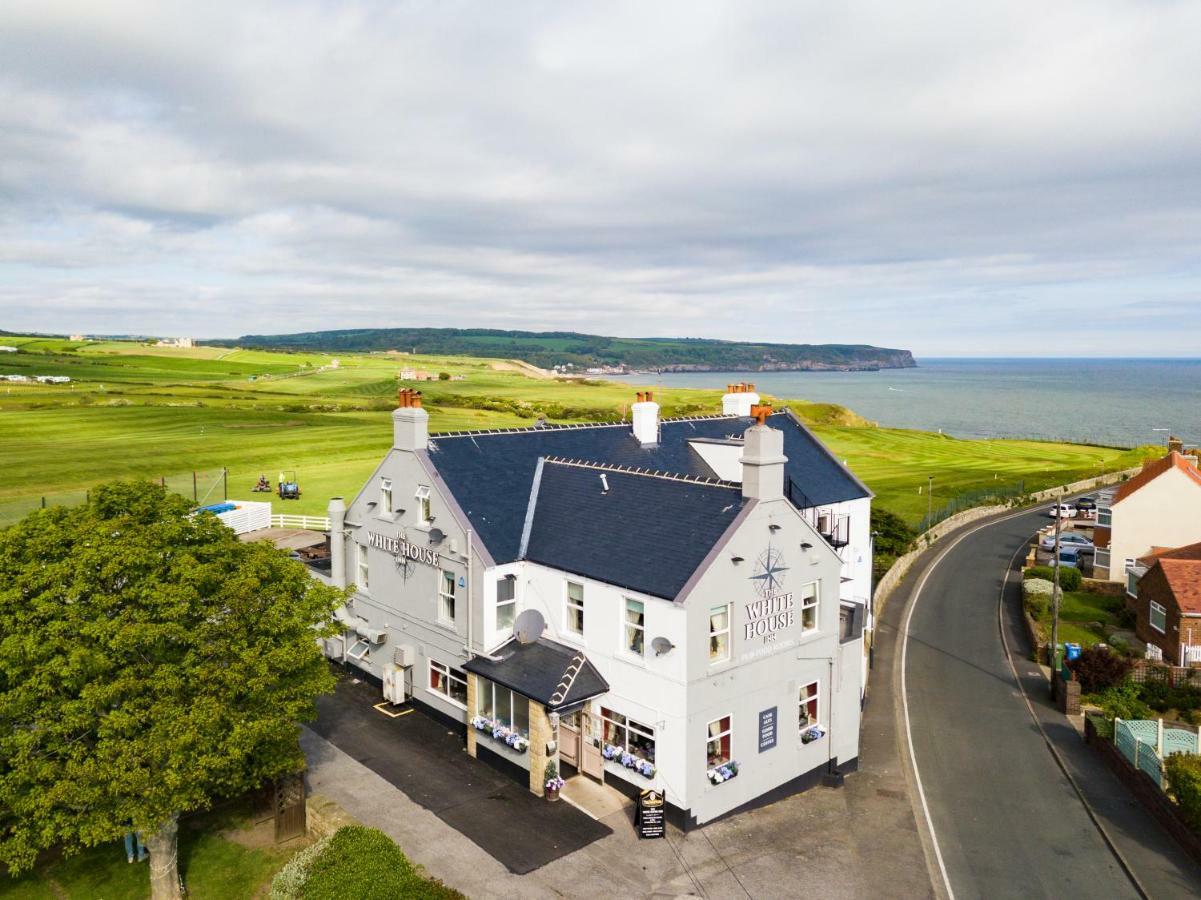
xmin=1129 ymin=542 xmax=1201 ymax=666
xmin=1093 ymin=452 xmax=1201 ymax=583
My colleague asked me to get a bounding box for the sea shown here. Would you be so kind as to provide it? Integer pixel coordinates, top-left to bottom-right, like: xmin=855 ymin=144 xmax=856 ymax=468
xmin=611 ymin=358 xmax=1201 ymax=449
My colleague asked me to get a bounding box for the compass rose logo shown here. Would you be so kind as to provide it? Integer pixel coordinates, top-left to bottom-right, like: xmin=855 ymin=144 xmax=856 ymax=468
xmin=750 ymin=547 xmax=789 ymax=597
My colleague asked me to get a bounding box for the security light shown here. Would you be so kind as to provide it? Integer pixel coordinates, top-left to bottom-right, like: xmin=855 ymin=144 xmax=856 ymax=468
xmin=731 ymin=555 xmax=744 ymax=564
xmin=800 ymin=542 xmax=813 ymax=551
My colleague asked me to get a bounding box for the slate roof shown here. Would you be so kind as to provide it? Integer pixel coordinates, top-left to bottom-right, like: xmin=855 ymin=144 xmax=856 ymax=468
xmin=463 ymin=637 xmax=609 ymax=712
xmin=426 ymin=410 xmax=869 ymax=565
xmin=1113 ymin=452 xmax=1201 ymax=504
xmin=520 ymin=460 xmax=745 ymax=600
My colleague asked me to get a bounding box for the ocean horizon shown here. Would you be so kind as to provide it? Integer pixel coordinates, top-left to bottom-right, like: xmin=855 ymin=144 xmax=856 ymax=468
xmin=612 ymin=358 xmax=1201 ymax=449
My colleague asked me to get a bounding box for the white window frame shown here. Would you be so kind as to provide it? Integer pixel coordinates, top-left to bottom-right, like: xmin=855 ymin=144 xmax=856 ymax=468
xmin=709 ymin=603 xmax=731 ymax=664
xmin=1150 ymin=601 xmax=1168 ymax=634
xmin=356 ymin=542 xmax=369 ymax=591
xmin=798 ymin=680 xmax=821 ymax=730
xmin=496 ymin=576 xmax=518 ymax=633
xmin=379 ymin=477 xmax=394 ymax=519
xmin=800 ymin=581 xmax=819 ymax=634
xmin=475 ymin=679 xmax=530 ymax=737
xmin=1124 ymin=558 xmax=1137 ymax=572
xmin=623 ymin=597 xmax=646 ymax=658
xmin=416 ymin=485 xmax=432 ymax=524
xmin=1097 ymin=508 xmax=1112 ymax=527
xmin=428 ymin=659 xmax=468 ymax=709
xmin=706 ymin=714 xmax=733 ymax=769
xmin=439 ymin=570 xmax=457 ymax=626
xmin=599 ymin=707 xmax=656 ymax=764
xmin=565 ymin=581 xmax=585 ymax=637
xmin=347 ymin=638 xmax=371 ymax=661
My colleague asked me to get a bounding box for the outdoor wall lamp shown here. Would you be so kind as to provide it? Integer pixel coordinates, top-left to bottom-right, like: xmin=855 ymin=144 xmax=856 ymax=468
xmin=800 ymin=542 xmax=813 ymax=551
xmin=730 ymin=555 xmax=744 ymax=564
xmin=769 ymin=523 xmax=781 ymax=532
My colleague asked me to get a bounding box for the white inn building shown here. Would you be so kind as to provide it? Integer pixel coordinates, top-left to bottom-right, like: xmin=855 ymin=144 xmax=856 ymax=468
xmin=322 ymin=385 xmax=872 ymax=828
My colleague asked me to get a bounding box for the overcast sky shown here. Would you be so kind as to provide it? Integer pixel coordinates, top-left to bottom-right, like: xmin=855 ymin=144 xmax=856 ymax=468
xmin=2 ymin=1 xmax=1200 ymax=356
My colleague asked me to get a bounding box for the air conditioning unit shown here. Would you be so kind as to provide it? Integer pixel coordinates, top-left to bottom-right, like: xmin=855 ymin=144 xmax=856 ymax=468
xmin=394 ymin=644 xmax=416 ymax=667
xmin=322 ymin=636 xmax=344 ymax=659
xmin=382 ymin=663 xmax=406 ymax=704
xmin=360 ymin=625 xmax=388 ymax=644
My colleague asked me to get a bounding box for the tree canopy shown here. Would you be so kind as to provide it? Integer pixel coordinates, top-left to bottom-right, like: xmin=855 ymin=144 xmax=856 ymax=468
xmin=0 ymin=481 xmax=343 ymax=886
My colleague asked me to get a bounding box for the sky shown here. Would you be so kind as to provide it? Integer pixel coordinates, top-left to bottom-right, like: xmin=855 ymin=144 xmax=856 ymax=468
xmin=1 ymin=1 xmax=1200 ymax=356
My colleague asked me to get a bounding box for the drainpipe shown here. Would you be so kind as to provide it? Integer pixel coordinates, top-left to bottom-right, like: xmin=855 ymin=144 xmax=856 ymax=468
xmin=465 ymin=528 xmax=474 ymax=658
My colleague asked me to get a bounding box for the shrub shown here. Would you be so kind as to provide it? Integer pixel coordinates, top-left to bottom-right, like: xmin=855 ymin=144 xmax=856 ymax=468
xmin=1165 ymin=754 xmax=1201 ymax=831
xmin=1023 ymin=591 xmax=1050 ymax=620
xmin=1024 ymin=565 xmax=1082 ymax=591
xmin=1023 ymin=578 xmax=1053 ymax=598
xmin=1068 ymin=646 xmax=1132 ymax=694
xmin=1089 ymin=681 xmax=1152 ymax=720
xmin=271 ymin=826 xmax=464 ymax=900
xmin=1139 ymin=682 xmax=1201 ymax=714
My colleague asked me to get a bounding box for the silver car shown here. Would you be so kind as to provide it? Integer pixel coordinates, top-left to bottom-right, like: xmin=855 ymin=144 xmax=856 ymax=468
xmin=1039 ymin=532 xmax=1094 ymax=552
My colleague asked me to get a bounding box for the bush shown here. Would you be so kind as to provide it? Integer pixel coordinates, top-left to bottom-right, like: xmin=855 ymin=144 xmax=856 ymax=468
xmin=1139 ymin=682 xmax=1201 ymax=714
xmin=1089 ymin=681 xmax=1152 ymax=720
xmin=270 ymin=826 xmax=464 ymax=900
xmin=1023 ymin=578 xmax=1053 ymax=598
xmin=1068 ymin=646 xmax=1132 ymax=694
xmin=1023 ymin=591 xmax=1050 ymax=620
xmin=1024 ymin=565 xmax=1082 ymax=591
xmin=1165 ymin=754 xmax=1201 ymax=831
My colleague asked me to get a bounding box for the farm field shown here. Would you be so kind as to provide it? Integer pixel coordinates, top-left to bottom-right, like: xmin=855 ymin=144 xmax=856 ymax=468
xmin=0 ymin=336 xmax=1155 ymax=526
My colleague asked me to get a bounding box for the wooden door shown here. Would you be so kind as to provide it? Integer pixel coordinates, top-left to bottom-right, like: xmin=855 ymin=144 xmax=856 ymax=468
xmin=560 ymin=712 xmax=581 ymax=768
xmin=580 ymin=711 xmax=604 ymax=781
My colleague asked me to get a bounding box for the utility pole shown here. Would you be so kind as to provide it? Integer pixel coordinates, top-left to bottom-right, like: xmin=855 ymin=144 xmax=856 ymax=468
xmin=1049 ymin=491 xmax=1064 ymax=688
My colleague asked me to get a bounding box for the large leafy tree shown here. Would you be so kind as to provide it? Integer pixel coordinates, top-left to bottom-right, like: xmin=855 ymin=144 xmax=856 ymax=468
xmin=0 ymin=482 xmax=344 ymax=899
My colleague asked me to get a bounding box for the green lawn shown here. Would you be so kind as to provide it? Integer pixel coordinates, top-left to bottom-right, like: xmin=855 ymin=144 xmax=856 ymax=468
xmin=1031 ymin=589 xmax=1126 ymax=648
xmin=0 ymin=336 xmax=1156 ymax=525
xmin=0 ymin=801 xmax=304 ymax=900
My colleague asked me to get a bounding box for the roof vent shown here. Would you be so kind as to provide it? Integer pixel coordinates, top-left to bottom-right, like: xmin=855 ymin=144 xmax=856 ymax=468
xmin=600 ymin=473 xmax=610 ymax=493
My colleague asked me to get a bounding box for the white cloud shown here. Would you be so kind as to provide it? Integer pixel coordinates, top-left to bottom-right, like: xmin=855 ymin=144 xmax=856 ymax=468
xmin=0 ymin=0 xmax=1199 ymax=354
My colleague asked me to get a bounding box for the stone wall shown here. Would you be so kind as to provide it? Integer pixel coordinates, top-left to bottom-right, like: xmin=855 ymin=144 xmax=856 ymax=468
xmin=527 ymin=702 xmax=555 ymax=797
xmin=465 ymin=674 xmax=478 ymax=758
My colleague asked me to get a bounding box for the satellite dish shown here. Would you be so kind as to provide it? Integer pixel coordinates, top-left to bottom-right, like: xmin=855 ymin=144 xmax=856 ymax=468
xmin=428 ymin=527 xmax=445 ymax=545
xmin=652 ymin=636 xmax=675 ymax=656
xmin=514 ymin=609 xmax=546 ymax=644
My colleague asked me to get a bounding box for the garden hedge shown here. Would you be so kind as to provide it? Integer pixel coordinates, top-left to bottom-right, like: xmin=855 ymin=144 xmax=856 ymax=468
xmin=1024 ymin=565 xmax=1082 ymax=592
xmin=1165 ymin=754 xmax=1201 ymax=831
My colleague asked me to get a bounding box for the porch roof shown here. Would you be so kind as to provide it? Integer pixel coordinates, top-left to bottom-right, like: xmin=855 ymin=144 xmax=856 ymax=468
xmin=464 ymin=637 xmax=609 ymax=712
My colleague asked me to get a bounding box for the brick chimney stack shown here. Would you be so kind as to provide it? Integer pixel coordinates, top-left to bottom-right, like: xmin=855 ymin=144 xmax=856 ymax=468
xmin=394 ymin=388 xmax=429 ymax=451
xmin=741 ymin=404 xmax=787 ymax=500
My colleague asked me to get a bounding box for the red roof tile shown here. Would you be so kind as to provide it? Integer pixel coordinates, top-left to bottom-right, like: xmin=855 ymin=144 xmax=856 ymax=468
xmin=1113 ymin=452 xmax=1201 ymax=504
xmin=1156 ymin=559 xmax=1201 ymax=614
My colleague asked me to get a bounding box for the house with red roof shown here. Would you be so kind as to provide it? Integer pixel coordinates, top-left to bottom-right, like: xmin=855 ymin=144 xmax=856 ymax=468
xmin=1131 ymin=542 xmax=1201 ymax=666
xmin=1093 ymin=451 xmax=1201 ymax=584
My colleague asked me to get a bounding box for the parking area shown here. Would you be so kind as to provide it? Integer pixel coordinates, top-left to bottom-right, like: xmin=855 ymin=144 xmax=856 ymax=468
xmin=308 ymin=672 xmax=611 ymax=874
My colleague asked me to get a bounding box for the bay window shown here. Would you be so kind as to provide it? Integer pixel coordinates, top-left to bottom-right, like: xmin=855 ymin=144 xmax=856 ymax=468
xmin=600 ymin=707 xmax=656 ymax=763
xmin=475 ymin=679 xmax=529 ymax=738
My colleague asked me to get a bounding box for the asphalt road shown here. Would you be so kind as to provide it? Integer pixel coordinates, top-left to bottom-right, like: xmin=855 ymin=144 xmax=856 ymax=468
xmin=902 ymin=506 xmax=1201 ymax=899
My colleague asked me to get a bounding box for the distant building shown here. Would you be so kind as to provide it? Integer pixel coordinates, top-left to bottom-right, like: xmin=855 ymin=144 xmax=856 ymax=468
xmin=1129 ymin=542 xmax=1201 ymax=666
xmin=2 ymin=374 xmax=29 ymax=382
xmin=155 ymin=337 xmax=194 ymax=348
xmin=34 ymin=375 xmax=70 ymax=384
xmin=69 ymin=334 xmax=86 ymax=342
xmin=0 ymin=346 xmax=17 ymax=353
xmin=399 ymin=369 xmax=436 ymax=381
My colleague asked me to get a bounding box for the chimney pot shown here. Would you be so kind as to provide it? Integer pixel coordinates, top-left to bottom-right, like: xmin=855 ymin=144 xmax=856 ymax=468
xmin=412 ymin=392 xmax=422 ymax=408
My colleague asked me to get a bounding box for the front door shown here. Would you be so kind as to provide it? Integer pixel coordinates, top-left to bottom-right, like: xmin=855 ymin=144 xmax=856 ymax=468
xmin=579 ymin=710 xmax=604 ymax=781
xmin=560 ymin=712 xmax=581 ymax=769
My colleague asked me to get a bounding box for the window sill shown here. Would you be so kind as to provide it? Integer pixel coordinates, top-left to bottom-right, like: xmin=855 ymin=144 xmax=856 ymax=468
xmin=617 ymin=652 xmax=648 ymax=668
xmin=425 ymin=689 xmax=467 ymax=712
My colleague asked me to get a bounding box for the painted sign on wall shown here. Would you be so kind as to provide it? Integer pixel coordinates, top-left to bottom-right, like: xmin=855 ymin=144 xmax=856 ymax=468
xmin=758 ymin=707 xmax=777 ymax=753
xmin=745 ymin=547 xmax=795 ymax=644
xmin=367 ymin=531 xmax=440 ymax=567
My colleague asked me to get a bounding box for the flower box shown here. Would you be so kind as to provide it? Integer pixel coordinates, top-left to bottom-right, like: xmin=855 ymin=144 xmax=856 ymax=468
xmin=801 ymin=725 xmax=827 ymax=745
xmin=470 ymin=716 xmax=528 ymax=752
xmin=602 ymin=743 xmax=655 ymax=778
xmin=707 ymin=761 xmax=739 ymax=784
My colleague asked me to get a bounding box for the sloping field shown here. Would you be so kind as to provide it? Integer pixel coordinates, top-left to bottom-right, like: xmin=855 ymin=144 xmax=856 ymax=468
xmin=0 ymin=337 xmax=1153 ymax=525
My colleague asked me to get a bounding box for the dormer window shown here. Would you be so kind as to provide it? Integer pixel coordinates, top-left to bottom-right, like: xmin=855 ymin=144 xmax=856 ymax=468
xmin=416 ymin=485 xmax=432 ymax=524
xmin=379 ymin=478 xmax=393 ymax=519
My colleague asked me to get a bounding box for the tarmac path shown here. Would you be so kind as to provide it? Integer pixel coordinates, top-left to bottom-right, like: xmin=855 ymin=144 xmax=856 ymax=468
xmin=900 ymin=505 xmax=1201 ymax=899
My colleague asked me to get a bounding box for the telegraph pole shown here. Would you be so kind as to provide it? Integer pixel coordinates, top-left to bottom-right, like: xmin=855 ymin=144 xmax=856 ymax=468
xmin=1049 ymin=491 xmax=1064 ymax=687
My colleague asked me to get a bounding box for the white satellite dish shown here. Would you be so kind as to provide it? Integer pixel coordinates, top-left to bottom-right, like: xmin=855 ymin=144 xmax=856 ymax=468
xmin=514 ymin=609 xmax=546 ymax=644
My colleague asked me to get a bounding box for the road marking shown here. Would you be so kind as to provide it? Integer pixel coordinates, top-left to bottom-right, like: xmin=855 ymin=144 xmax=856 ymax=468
xmin=995 ymin=533 xmax=1149 ymax=899
xmin=900 ymin=504 xmax=1046 ymax=900
xmin=373 ymin=702 xmax=413 ymax=718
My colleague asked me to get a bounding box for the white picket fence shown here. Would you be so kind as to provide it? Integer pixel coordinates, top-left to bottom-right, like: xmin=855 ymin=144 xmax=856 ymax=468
xmin=270 ymin=513 xmax=331 ymax=531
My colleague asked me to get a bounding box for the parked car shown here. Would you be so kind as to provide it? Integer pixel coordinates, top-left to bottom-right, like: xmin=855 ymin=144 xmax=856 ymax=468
xmin=1047 ymin=503 xmax=1077 ymax=519
xmin=1056 ymin=547 xmax=1081 ymax=568
xmin=1039 ymin=532 xmax=1095 ymax=552
xmin=1075 ymin=496 xmax=1097 ymax=512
